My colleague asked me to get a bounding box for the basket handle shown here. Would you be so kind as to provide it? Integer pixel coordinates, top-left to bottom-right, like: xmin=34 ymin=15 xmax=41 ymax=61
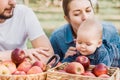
xmin=47 ymin=54 xmax=60 ymax=68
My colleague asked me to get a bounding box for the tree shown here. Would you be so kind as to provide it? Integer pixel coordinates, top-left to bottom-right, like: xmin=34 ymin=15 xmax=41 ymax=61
xmin=24 ymin=0 xmax=29 ymax=6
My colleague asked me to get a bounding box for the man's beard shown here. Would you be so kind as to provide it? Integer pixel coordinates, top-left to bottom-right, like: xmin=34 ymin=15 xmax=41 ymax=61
xmin=0 ymin=9 xmax=14 ymax=19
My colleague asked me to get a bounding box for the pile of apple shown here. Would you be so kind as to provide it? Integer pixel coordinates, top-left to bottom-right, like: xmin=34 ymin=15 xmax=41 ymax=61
xmin=59 ymin=56 xmax=110 ymax=78
xmin=0 ymin=48 xmax=46 ymax=75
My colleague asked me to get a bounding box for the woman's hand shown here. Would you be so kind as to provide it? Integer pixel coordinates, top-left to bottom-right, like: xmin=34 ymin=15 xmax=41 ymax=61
xmin=64 ymin=46 xmax=77 ymax=59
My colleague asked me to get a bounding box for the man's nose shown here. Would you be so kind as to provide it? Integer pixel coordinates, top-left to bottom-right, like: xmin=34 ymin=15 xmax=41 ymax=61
xmin=9 ymin=0 xmax=16 ymax=6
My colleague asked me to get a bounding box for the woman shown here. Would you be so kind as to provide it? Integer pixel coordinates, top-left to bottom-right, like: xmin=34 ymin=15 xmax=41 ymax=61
xmin=50 ymin=0 xmax=120 ymax=62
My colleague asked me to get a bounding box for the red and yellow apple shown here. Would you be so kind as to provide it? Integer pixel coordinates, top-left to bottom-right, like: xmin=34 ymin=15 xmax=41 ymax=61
xmin=57 ymin=70 xmax=66 ymax=73
xmin=32 ymin=61 xmax=46 ymax=71
xmin=56 ymin=62 xmax=62 ymax=67
xmin=98 ymin=74 xmax=110 ymax=78
xmin=11 ymin=48 xmax=26 ymax=65
xmin=2 ymin=60 xmax=16 ymax=74
xmin=64 ymin=62 xmax=85 ymax=74
xmin=76 ymin=56 xmax=90 ymax=70
xmin=17 ymin=61 xmax=32 ymax=73
xmin=81 ymin=71 xmax=95 ymax=77
xmin=27 ymin=66 xmax=43 ymax=74
xmin=12 ymin=70 xmax=26 ymax=75
xmin=92 ymin=63 xmax=108 ymax=77
xmin=0 ymin=64 xmax=11 ymax=75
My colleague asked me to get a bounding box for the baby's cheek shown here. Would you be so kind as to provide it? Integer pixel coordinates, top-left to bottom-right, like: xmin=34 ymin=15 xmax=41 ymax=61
xmin=88 ymin=48 xmax=96 ymax=54
xmin=76 ymin=45 xmax=80 ymax=51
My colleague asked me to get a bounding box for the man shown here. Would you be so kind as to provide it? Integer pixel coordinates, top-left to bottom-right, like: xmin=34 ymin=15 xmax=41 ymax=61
xmin=0 ymin=0 xmax=53 ymax=63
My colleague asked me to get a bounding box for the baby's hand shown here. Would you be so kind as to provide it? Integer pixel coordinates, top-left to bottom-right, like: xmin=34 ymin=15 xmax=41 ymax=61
xmin=64 ymin=47 xmax=77 ymax=59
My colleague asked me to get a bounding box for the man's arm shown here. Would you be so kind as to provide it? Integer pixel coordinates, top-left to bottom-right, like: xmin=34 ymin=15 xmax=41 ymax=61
xmin=0 ymin=51 xmax=12 ymax=61
xmin=31 ymin=35 xmax=54 ymax=63
xmin=31 ymin=35 xmax=54 ymax=54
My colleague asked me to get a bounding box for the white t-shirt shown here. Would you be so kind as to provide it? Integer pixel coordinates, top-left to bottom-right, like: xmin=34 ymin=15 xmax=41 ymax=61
xmin=0 ymin=5 xmax=45 ymax=51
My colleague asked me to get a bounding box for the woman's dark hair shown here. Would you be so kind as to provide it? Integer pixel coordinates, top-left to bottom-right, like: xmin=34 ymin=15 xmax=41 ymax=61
xmin=62 ymin=0 xmax=93 ymax=16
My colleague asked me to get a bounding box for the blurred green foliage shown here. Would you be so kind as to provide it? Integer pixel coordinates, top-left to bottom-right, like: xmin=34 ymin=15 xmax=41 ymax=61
xmin=27 ymin=0 xmax=120 ymax=48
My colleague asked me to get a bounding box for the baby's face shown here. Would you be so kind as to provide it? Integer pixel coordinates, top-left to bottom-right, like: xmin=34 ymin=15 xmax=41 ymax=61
xmin=76 ymin=31 xmax=101 ymax=56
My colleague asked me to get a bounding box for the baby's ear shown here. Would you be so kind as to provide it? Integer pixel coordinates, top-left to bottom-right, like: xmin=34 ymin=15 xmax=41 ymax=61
xmin=97 ymin=39 xmax=102 ymax=47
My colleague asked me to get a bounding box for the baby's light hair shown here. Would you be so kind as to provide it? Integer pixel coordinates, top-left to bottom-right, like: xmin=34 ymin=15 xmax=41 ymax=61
xmin=77 ymin=18 xmax=102 ymax=39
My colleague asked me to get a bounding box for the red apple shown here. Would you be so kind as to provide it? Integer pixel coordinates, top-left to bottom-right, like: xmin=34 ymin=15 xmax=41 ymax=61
xmin=12 ymin=70 xmax=26 ymax=75
xmin=57 ymin=70 xmax=66 ymax=73
xmin=98 ymin=74 xmax=110 ymax=78
xmin=92 ymin=63 xmax=108 ymax=77
xmin=64 ymin=62 xmax=85 ymax=74
xmin=76 ymin=56 xmax=90 ymax=70
xmin=17 ymin=61 xmax=32 ymax=73
xmin=0 ymin=64 xmax=11 ymax=75
xmin=81 ymin=71 xmax=95 ymax=77
xmin=11 ymin=48 xmax=26 ymax=65
xmin=27 ymin=66 xmax=43 ymax=74
xmin=32 ymin=61 xmax=46 ymax=71
xmin=56 ymin=62 xmax=62 ymax=66
xmin=2 ymin=60 xmax=17 ymax=74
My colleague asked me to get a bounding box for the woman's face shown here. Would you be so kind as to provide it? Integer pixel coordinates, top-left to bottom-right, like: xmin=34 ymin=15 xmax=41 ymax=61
xmin=65 ymin=0 xmax=94 ymax=35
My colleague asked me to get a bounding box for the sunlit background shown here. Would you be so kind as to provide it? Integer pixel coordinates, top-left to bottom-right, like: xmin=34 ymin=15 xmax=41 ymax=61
xmin=16 ymin=0 xmax=120 ymax=48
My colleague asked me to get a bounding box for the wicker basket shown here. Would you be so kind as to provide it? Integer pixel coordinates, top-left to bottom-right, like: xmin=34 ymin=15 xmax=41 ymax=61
xmin=0 ymin=71 xmax=47 ymax=80
xmin=0 ymin=53 xmax=60 ymax=80
xmin=46 ymin=63 xmax=120 ymax=80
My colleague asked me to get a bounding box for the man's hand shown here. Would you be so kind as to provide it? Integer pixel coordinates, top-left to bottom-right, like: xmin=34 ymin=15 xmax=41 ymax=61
xmin=25 ymin=48 xmax=51 ymax=63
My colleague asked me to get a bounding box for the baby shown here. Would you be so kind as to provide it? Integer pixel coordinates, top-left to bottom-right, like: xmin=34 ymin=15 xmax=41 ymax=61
xmin=63 ymin=18 xmax=120 ymax=67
